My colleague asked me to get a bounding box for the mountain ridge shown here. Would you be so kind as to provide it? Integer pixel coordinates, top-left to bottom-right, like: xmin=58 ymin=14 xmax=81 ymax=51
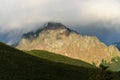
xmin=17 ymin=22 xmax=120 ymax=65
xmin=112 ymin=42 xmax=120 ymax=50
xmin=21 ymin=22 xmax=78 ymax=40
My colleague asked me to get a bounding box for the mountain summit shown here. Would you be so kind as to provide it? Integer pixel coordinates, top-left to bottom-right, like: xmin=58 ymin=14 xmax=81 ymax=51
xmin=17 ymin=22 xmax=120 ymax=65
xmin=22 ymin=22 xmax=72 ymax=40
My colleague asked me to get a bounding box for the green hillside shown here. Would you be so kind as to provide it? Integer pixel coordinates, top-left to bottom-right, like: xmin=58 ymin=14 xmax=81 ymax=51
xmin=107 ymin=57 xmax=120 ymax=72
xmin=0 ymin=42 xmax=119 ymax=80
xmin=108 ymin=61 xmax=120 ymax=72
xmin=26 ymin=50 xmax=96 ymax=68
xmin=99 ymin=57 xmax=120 ymax=72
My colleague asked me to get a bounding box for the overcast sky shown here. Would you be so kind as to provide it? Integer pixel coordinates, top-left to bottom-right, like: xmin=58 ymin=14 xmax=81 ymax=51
xmin=0 ymin=0 xmax=120 ymax=44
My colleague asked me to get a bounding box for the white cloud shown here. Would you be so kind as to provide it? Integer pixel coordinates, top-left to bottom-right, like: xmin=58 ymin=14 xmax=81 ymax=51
xmin=0 ymin=0 xmax=120 ymax=33
xmin=0 ymin=0 xmax=120 ymax=29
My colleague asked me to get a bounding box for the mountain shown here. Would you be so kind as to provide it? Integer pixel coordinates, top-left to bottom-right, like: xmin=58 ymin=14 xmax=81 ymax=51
xmin=17 ymin=22 xmax=120 ymax=65
xmin=0 ymin=42 xmax=105 ymax=80
xmin=112 ymin=42 xmax=120 ymax=50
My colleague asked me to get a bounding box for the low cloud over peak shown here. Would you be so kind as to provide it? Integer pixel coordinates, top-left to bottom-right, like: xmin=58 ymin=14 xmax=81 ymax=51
xmin=0 ymin=0 xmax=120 ymax=44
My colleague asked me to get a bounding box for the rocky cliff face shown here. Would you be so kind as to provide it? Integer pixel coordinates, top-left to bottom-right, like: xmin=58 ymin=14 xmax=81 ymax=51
xmin=17 ymin=22 xmax=120 ymax=65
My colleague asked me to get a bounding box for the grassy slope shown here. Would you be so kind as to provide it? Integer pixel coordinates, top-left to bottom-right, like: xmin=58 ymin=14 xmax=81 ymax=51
xmin=108 ymin=61 xmax=120 ymax=72
xmin=28 ymin=50 xmax=120 ymax=80
xmin=26 ymin=50 xmax=96 ymax=68
xmin=0 ymin=42 xmax=120 ymax=80
xmin=103 ymin=57 xmax=120 ymax=72
xmin=108 ymin=58 xmax=120 ymax=72
xmin=0 ymin=42 xmax=98 ymax=80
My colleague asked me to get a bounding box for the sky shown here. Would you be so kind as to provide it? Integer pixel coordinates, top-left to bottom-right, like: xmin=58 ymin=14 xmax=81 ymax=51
xmin=0 ymin=0 xmax=120 ymax=45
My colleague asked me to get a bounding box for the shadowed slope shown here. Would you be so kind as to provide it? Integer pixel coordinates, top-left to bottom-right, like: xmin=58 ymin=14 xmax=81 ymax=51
xmin=0 ymin=42 xmax=98 ymax=80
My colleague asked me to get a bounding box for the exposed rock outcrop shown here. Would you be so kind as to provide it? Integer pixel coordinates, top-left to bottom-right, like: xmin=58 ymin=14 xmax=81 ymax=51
xmin=17 ymin=22 xmax=120 ymax=65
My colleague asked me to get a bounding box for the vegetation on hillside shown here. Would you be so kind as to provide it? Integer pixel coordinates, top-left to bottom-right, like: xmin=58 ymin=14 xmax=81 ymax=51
xmin=0 ymin=42 xmax=96 ymax=80
xmin=0 ymin=42 xmax=120 ymax=80
xmin=26 ymin=50 xmax=96 ymax=68
xmin=107 ymin=57 xmax=120 ymax=72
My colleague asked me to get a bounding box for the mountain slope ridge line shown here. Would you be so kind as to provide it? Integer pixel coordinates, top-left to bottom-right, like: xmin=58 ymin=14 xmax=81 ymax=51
xmin=17 ymin=22 xmax=120 ymax=65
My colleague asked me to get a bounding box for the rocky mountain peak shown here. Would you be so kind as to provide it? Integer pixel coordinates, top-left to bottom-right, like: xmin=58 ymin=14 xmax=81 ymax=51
xmin=44 ymin=22 xmax=67 ymax=30
xmin=22 ymin=22 xmax=73 ymax=41
xmin=17 ymin=22 xmax=120 ymax=65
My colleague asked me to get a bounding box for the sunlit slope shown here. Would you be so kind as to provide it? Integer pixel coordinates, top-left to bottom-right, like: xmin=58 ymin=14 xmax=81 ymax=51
xmin=107 ymin=57 xmax=120 ymax=72
xmin=17 ymin=22 xmax=120 ymax=65
xmin=27 ymin=50 xmax=96 ymax=68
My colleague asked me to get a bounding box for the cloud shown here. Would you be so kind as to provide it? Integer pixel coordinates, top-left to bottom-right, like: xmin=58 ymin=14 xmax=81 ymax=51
xmin=0 ymin=0 xmax=119 ymax=28
xmin=0 ymin=0 xmax=120 ymax=43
